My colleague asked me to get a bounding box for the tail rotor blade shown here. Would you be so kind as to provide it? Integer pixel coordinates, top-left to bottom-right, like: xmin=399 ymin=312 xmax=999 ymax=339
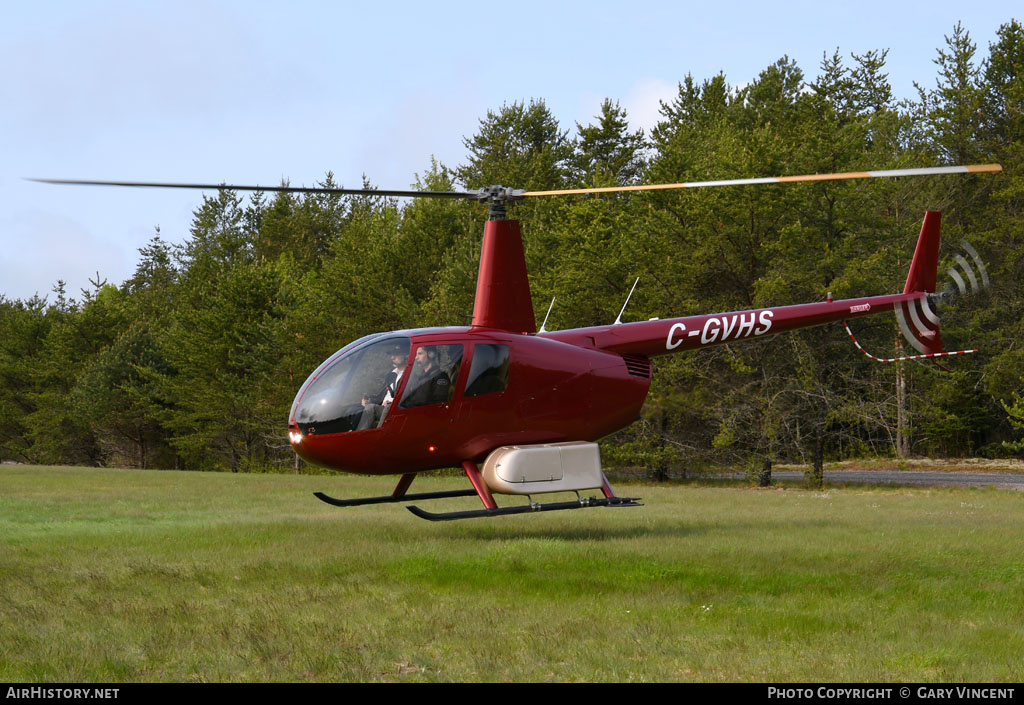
xmin=947 ymin=267 xmax=967 ymax=296
xmin=895 ymin=299 xmax=942 ymax=355
xmin=943 ymin=240 xmax=990 ymax=298
xmin=954 ymin=254 xmax=980 ymax=293
xmin=960 ymin=240 xmax=990 ymax=289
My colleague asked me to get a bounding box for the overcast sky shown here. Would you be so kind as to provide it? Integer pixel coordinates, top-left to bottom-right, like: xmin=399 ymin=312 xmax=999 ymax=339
xmin=1 ymin=1 xmax=1016 ymax=302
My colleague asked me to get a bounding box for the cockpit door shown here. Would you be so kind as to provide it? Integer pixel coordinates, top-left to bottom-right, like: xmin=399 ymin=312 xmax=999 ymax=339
xmin=385 ymin=344 xmax=467 ymax=447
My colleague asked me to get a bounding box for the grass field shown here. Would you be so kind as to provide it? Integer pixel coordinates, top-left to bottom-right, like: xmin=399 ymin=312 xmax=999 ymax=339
xmin=1 ymin=465 xmax=1022 ymax=682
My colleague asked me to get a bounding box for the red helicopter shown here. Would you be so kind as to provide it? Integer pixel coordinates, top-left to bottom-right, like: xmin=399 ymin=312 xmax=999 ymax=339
xmin=35 ymin=164 xmax=1000 ymax=520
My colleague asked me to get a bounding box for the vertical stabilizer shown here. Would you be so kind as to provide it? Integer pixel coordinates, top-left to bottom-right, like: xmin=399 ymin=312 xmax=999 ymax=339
xmin=904 ymin=211 xmax=941 ymax=294
xmin=898 ymin=212 xmax=943 ymax=354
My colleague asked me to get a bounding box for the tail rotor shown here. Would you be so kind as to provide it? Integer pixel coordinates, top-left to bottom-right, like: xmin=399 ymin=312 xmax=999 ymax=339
xmin=845 ymin=216 xmax=989 ymax=370
xmin=944 ymin=239 xmax=991 ymax=298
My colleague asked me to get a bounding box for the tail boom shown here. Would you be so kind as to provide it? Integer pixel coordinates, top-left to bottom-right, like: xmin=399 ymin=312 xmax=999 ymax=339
xmin=543 ymin=212 xmax=976 ymax=362
xmin=543 ymin=292 xmax=925 ymax=359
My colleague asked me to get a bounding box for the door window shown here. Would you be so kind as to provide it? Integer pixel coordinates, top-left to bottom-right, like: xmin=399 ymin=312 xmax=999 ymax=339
xmin=464 ymin=344 xmax=510 ymax=397
xmin=398 ymin=344 xmax=464 ymax=409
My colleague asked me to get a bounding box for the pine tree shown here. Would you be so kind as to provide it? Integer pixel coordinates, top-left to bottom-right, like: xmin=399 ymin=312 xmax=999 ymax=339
xmin=458 ymin=99 xmax=574 ymax=191
xmin=572 ymin=99 xmax=646 ymax=186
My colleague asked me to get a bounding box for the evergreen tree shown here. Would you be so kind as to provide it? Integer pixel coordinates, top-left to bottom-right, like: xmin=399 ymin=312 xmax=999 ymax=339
xmin=572 ymin=99 xmax=646 ymax=186
xmin=980 ymin=20 xmax=1024 ymax=451
xmin=24 ymin=280 xmax=124 ymax=465
xmin=458 ymin=99 xmax=574 ymax=191
xmin=158 ymin=259 xmax=295 ymax=471
xmin=917 ymin=22 xmax=987 ymax=168
xmin=0 ymin=296 xmax=50 ymax=462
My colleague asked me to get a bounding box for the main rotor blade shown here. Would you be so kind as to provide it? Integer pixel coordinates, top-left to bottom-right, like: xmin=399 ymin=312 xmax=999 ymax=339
xmin=27 ymin=178 xmax=472 ymax=200
xmin=522 ymin=164 xmax=1003 ymax=197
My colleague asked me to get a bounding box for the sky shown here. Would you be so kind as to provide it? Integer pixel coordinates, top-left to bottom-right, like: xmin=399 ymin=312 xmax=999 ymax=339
xmin=0 ymin=1 xmax=1017 ymax=302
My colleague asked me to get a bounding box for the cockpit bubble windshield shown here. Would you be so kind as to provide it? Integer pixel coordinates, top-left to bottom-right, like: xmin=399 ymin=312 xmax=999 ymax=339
xmin=292 ymin=337 xmax=410 ymax=435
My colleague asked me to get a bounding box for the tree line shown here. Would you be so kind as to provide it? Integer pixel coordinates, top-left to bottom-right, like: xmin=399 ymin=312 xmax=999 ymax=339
xmin=2 ymin=21 xmax=1022 ymax=483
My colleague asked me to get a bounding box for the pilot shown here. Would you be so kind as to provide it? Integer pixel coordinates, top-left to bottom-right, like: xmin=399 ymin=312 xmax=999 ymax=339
xmin=356 ymin=344 xmax=408 ymax=430
xmin=400 ymin=346 xmax=450 ymax=408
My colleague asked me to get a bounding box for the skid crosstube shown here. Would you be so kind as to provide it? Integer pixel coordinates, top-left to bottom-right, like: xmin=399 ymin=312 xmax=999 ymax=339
xmin=406 ymin=496 xmax=643 ymax=522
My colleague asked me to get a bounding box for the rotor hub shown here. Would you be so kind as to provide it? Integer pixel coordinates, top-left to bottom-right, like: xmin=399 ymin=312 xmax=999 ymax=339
xmin=469 ymin=185 xmax=526 ymax=220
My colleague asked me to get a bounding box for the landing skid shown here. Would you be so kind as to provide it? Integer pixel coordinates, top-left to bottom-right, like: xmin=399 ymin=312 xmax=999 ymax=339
xmin=315 ymin=465 xmax=641 ymax=521
xmin=314 ymin=489 xmax=478 ymax=507
xmin=407 ymin=495 xmax=643 ymax=522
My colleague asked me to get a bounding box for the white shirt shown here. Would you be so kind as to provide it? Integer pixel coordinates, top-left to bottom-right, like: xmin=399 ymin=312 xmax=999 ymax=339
xmin=383 ymin=367 xmax=403 ymax=405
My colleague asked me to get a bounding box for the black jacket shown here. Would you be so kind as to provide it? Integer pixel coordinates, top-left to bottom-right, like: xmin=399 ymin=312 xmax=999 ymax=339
xmin=400 ymin=365 xmax=449 ymax=408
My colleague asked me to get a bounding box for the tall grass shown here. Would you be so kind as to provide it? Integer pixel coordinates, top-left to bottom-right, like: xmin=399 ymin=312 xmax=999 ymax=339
xmin=1 ymin=466 xmax=1022 ymax=682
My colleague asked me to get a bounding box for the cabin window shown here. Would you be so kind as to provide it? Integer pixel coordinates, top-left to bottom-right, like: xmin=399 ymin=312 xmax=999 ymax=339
xmin=398 ymin=344 xmax=463 ymax=409
xmin=464 ymin=344 xmax=510 ymax=397
xmin=292 ymin=337 xmax=410 ymax=434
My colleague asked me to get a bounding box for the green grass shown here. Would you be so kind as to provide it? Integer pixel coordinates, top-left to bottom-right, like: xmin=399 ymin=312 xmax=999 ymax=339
xmin=1 ymin=465 xmax=1022 ymax=682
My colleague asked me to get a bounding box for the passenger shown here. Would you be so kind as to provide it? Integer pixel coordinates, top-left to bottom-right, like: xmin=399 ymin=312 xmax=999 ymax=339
xmin=400 ymin=346 xmax=450 ymax=408
xmin=356 ymin=344 xmax=408 ymax=430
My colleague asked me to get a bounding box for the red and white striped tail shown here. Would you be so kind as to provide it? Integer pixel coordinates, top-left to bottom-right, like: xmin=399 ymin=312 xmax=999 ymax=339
xmin=843 ymin=319 xmax=976 ymax=364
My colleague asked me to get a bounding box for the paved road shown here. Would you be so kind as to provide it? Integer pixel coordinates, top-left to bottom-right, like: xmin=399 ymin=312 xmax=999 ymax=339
xmin=763 ymin=469 xmax=1024 ymax=490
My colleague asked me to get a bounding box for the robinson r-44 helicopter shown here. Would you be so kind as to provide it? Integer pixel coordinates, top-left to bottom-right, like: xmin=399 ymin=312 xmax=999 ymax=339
xmin=36 ymin=163 xmax=1001 ymax=520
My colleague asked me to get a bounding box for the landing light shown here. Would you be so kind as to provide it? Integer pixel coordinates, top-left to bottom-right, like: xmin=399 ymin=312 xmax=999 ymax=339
xmin=289 ymin=431 xmax=303 ymax=444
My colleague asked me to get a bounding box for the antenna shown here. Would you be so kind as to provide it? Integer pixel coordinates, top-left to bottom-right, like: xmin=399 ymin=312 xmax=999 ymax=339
xmin=539 ymin=297 xmax=556 ymax=333
xmin=614 ymin=278 xmax=639 ymax=325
